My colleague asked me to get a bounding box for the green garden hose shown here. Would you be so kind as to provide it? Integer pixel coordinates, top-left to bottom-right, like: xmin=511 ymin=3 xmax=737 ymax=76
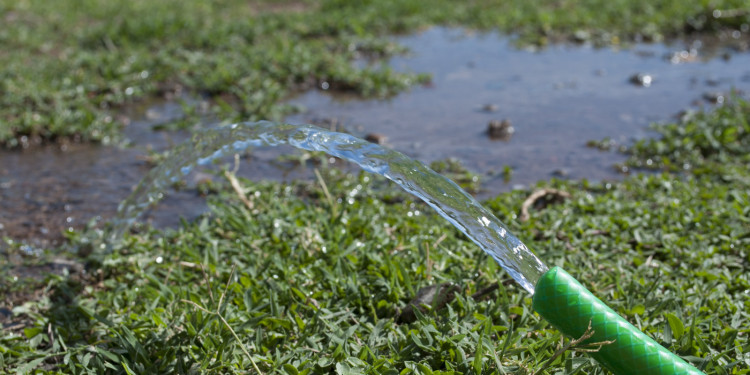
xmin=532 ymin=267 xmax=704 ymax=375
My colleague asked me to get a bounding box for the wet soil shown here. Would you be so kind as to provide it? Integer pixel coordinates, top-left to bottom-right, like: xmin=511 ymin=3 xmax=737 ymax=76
xmin=0 ymin=101 xmax=322 ymax=250
xmin=1 ymin=27 xmax=750 ymax=251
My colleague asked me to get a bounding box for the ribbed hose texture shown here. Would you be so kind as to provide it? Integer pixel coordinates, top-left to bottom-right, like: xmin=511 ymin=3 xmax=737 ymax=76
xmin=532 ymin=267 xmax=704 ymax=375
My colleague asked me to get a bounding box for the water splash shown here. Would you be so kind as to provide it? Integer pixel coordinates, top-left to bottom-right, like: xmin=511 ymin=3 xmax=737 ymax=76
xmin=110 ymin=121 xmax=548 ymax=293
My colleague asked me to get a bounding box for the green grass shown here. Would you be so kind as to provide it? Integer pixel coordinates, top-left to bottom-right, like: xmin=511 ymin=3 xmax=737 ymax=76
xmin=2 ymin=98 xmax=749 ymax=373
xmin=2 ymin=1 xmax=750 ymax=373
xmin=1 ymin=0 xmax=749 ymax=147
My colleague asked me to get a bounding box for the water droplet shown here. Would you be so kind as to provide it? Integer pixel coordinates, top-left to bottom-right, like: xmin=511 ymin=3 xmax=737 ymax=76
xmin=156 ymin=256 xmax=163 ymax=264
xmin=498 ymin=227 xmax=506 ymax=237
xmin=20 ymin=245 xmax=36 ymax=255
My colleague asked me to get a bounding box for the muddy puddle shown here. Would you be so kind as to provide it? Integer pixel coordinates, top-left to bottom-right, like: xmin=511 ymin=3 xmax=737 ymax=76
xmin=0 ymin=100 xmax=321 ymax=250
xmin=2 ymin=27 xmax=750 ymax=250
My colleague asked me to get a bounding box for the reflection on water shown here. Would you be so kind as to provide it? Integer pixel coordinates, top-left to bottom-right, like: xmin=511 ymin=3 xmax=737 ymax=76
xmin=287 ymin=28 xmax=750 ymax=192
xmin=1 ymin=27 xmax=749 ymax=247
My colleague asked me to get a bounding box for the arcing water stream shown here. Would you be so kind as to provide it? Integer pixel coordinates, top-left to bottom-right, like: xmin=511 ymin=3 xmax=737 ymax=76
xmin=109 ymin=121 xmax=548 ymax=293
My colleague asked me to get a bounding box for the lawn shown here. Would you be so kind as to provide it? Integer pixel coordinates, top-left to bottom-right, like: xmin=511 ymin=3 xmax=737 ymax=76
xmin=1 ymin=0 xmax=748 ymax=147
xmin=1 ymin=1 xmax=749 ymax=374
xmin=2 ymin=102 xmax=749 ymax=374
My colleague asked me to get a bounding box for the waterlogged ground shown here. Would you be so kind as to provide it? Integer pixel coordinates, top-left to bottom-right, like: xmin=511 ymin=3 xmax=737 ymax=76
xmin=1 ymin=2 xmax=750 ymax=371
xmin=288 ymin=28 xmax=750 ymax=185
xmin=2 ymin=98 xmax=748 ymax=373
xmin=1 ymin=29 xmax=749 ymax=249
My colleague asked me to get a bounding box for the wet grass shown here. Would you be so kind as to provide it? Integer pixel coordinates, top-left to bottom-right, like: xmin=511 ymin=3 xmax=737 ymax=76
xmin=2 ymin=99 xmax=749 ymax=373
xmin=2 ymin=0 xmax=749 ymax=147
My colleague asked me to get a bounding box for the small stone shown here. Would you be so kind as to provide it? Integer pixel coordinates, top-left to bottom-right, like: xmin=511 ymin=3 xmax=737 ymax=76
xmin=703 ymin=92 xmax=725 ymax=104
xmin=364 ymin=133 xmax=387 ymax=145
xmin=552 ymin=168 xmax=570 ymax=177
xmin=481 ymin=103 xmax=499 ymax=112
xmin=487 ymin=119 xmax=514 ymax=141
xmin=629 ymin=73 xmax=653 ymax=87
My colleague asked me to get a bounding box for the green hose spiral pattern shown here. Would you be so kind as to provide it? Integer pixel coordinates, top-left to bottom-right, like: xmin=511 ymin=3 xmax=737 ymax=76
xmin=532 ymin=267 xmax=704 ymax=375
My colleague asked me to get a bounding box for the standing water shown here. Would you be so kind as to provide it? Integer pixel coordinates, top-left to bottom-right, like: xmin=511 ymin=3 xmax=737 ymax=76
xmin=110 ymin=121 xmax=548 ymax=293
xmin=4 ymin=28 xmax=750 ymax=249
